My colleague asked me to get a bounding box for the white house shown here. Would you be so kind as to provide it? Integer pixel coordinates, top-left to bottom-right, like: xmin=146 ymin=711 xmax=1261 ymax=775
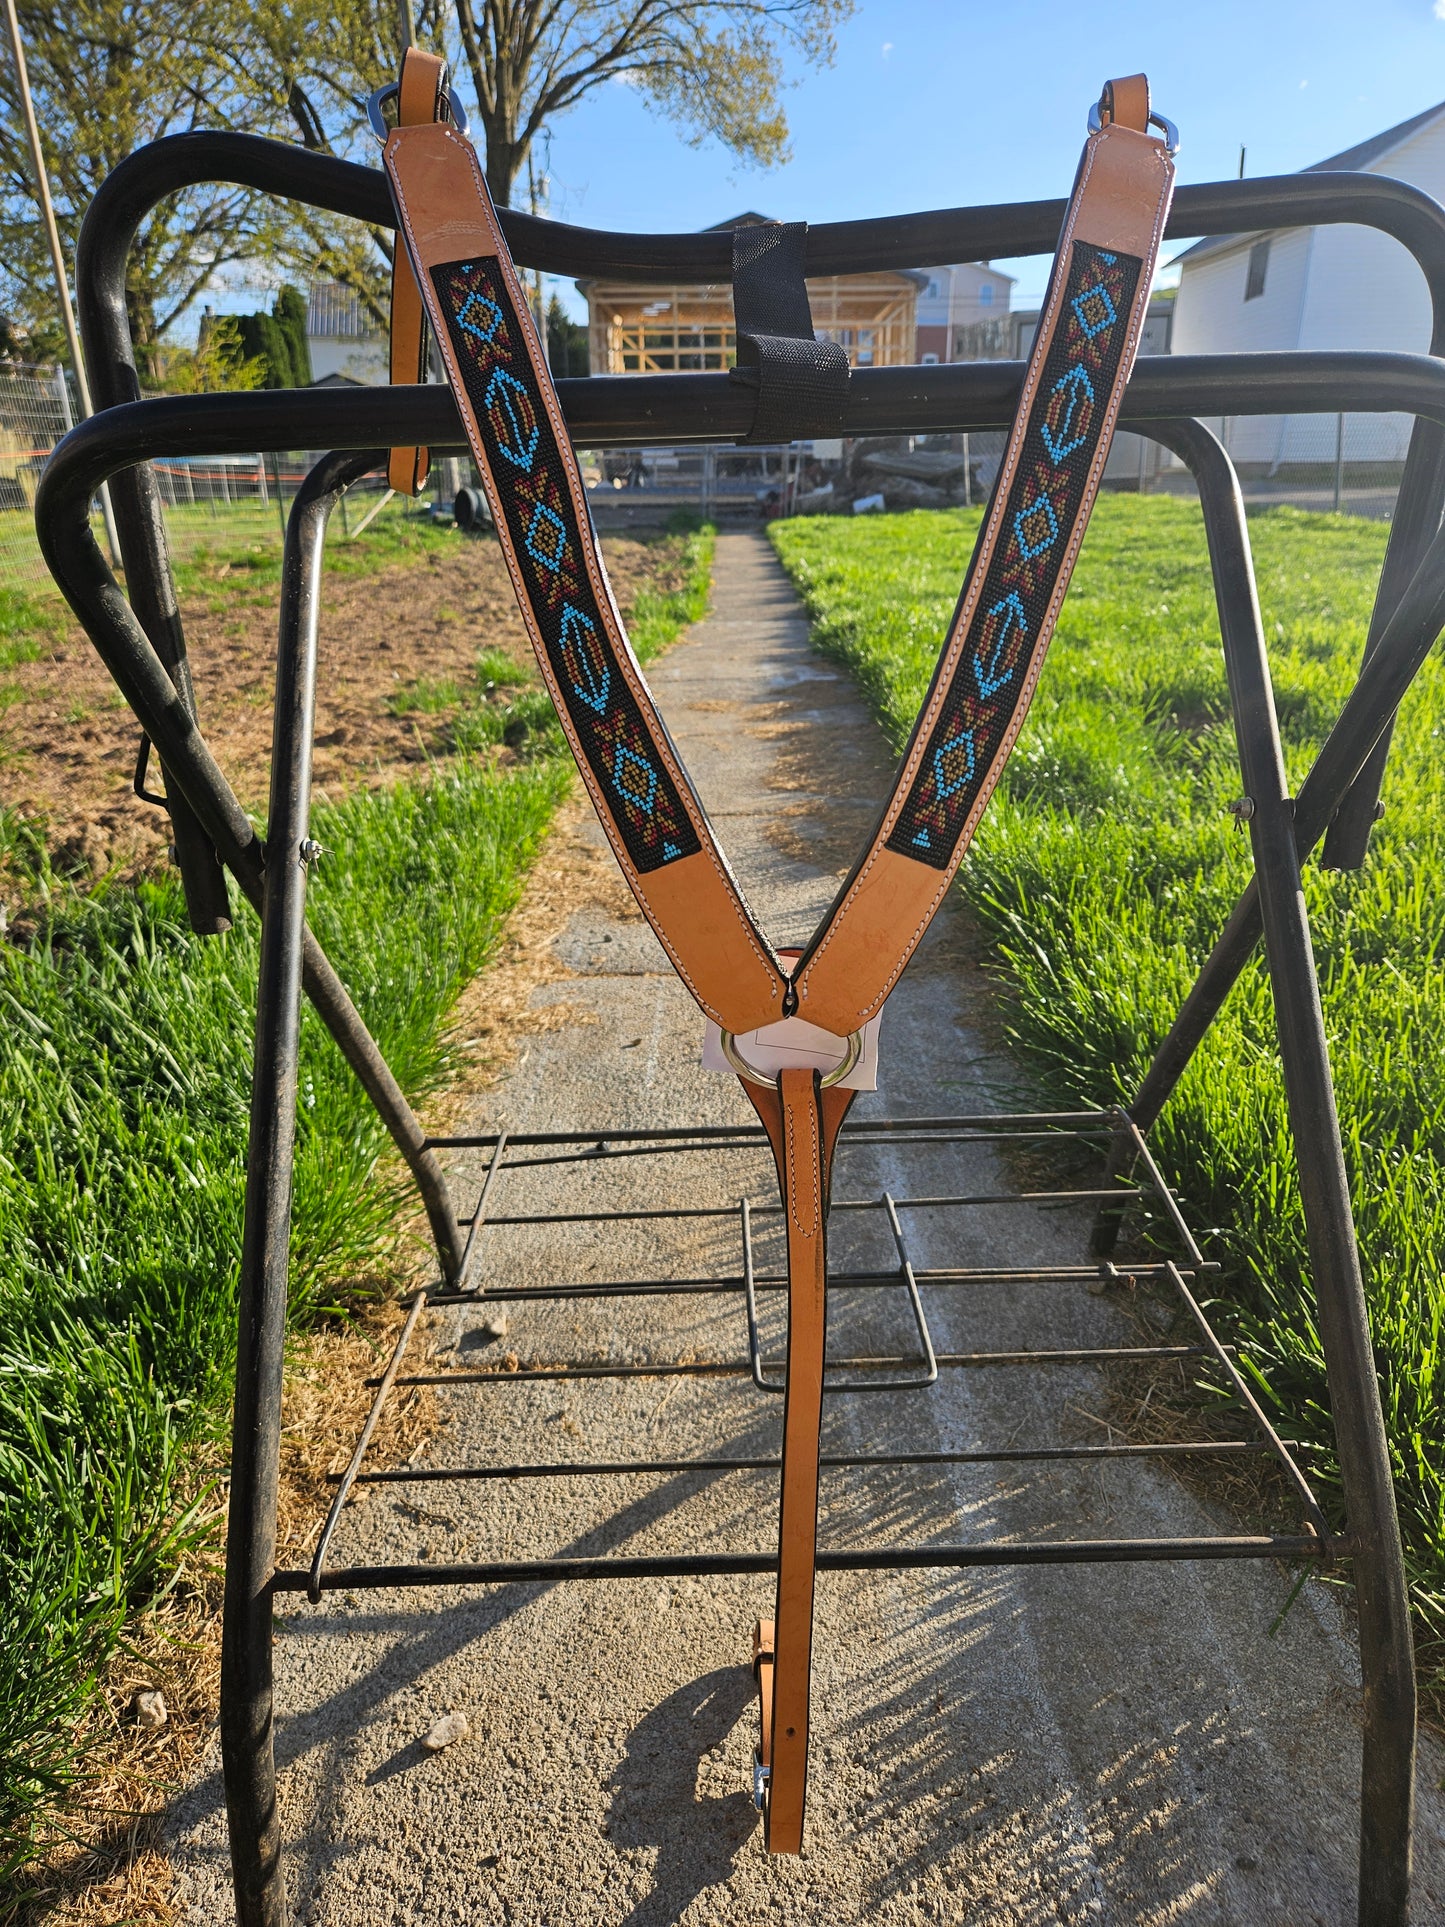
xmin=914 ymin=262 xmax=1016 ymax=362
xmin=306 ymin=282 xmax=387 ymax=385
xmin=1171 ymin=98 xmax=1445 ymax=469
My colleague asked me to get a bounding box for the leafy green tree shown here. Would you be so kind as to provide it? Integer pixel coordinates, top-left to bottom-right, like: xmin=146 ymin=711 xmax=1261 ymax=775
xmin=145 ymin=313 xmax=267 ymax=393
xmin=232 ymin=284 xmax=313 ymax=386
xmin=273 ymin=284 xmax=312 ymax=384
xmin=0 ymin=3 xmax=295 ymax=360
xmin=547 ymin=294 xmax=588 ymax=377
xmin=447 ymin=1 xmax=854 ymax=209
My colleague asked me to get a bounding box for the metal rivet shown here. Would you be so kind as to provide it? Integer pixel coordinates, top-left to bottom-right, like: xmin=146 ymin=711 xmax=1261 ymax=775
xmin=300 ymin=839 xmax=323 ymax=865
xmin=1228 ymin=798 xmax=1256 ymax=824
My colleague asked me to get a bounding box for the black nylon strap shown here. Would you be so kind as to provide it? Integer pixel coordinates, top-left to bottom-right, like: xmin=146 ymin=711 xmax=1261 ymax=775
xmin=730 ymin=221 xmax=849 ymax=445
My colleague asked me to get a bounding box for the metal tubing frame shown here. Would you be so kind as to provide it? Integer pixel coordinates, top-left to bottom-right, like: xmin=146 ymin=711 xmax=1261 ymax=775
xmin=43 ymin=138 xmax=1445 ymax=1927
xmin=277 ymin=1536 xmax=1328 ymax=1595
xmin=304 ymin=1112 xmax=1323 ymax=1583
xmin=37 ymin=392 xmax=1432 ymax=1927
xmin=744 ymin=1188 xmax=936 ymax=1394
xmin=219 ymin=452 xmax=362 ymax=1926
xmin=73 ymin=136 xmax=1445 ymax=882
xmin=1145 ymin=418 xmax=1416 ymax=1924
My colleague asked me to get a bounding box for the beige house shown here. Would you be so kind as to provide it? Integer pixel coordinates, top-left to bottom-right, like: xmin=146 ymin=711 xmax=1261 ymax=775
xmin=580 ymin=213 xmax=924 ymax=375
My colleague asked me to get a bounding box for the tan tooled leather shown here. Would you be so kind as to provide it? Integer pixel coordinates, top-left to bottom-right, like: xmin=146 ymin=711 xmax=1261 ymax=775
xmin=386 ymin=51 xmax=447 ymax=495
xmin=386 ymin=89 xmax=1175 ymax=1862
xmin=385 ymin=101 xmax=1173 ymax=1044
xmin=1103 ymin=73 xmax=1150 ymax=134
xmin=753 ymin=1618 xmax=776 ymax=1781
xmin=790 ymin=115 xmax=1174 ymax=1038
xmin=385 ymin=122 xmax=787 ymax=1034
xmin=761 ymin=1066 xmax=829 ymax=1854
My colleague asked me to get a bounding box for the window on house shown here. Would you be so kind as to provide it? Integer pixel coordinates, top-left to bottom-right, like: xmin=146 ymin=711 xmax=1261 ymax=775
xmin=1244 ymin=239 xmax=1270 ymax=301
xmin=927 ymin=279 xmax=940 ymax=298
xmin=979 ymin=283 xmax=994 ymax=306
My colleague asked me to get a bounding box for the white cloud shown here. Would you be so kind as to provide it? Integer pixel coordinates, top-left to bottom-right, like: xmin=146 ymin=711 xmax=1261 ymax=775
xmin=1436 ymin=0 xmax=1445 ymax=20
xmin=881 ymin=41 xmax=893 ymax=57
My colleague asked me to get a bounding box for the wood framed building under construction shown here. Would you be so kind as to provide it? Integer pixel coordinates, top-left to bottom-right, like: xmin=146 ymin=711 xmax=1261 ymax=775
xmin=580 ymin=213 xmax=926 ymax=376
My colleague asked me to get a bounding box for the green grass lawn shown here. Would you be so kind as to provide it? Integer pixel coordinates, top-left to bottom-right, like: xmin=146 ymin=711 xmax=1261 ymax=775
xmin=0 ymin=521 xmax=713 ymax=1882
xmin=772 ymin=495 xmax=1445 ymax=1692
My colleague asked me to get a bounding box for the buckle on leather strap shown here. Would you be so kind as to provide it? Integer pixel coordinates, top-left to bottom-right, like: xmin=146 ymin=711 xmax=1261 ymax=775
xmin=1087 ymin=95 xmax=1179 ymax=154
xmin=720 ymin=1026 xmax=862 ymax=1090
xmin=366 ymin=73 xmax=470 ymax=144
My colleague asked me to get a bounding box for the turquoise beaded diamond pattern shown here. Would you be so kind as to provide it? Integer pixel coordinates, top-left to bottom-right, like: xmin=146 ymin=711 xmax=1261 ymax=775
xmin=432 ymin=256 xmax=700 ymax=872
xmin=889 ymin=239 xmax=1140 ymax=864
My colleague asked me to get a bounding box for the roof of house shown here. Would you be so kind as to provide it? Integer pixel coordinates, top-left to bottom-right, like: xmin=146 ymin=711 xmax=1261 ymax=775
xmin=702 ymin=211 xmax=776 ymax=230
xmin=1172 ymin=97 xmax=1445 ymax=267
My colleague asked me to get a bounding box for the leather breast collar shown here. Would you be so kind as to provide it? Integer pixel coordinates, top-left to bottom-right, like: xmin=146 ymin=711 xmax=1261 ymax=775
xmin=380 ymin=64 xmax=1175 ymax=1850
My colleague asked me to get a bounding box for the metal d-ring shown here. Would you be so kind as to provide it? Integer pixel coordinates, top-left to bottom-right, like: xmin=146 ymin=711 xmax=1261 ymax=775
xmin=366 ymin=71 xmax=471 ymax=144
xmin=719 ymin=1026 xmax=863 ymax=1090
xmin=1087 ymin=98 xmax=1180 ymax=156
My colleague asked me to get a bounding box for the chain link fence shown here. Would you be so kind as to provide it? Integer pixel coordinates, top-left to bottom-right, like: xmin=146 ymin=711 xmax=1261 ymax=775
xmin=1152 ymin=412 xmax=1409 ymax=521
xmin=0 ymin=357 xmax=1424 ymax=603
xmin=0 ymin=363 xmax=76 ymax=591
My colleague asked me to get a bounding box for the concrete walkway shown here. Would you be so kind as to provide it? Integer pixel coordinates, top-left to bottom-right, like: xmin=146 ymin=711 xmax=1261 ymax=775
xmin=170 ymin=532 xmax=1444 ymax=1925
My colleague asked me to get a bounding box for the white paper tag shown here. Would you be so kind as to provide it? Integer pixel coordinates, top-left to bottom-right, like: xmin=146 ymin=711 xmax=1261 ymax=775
xmin=702 ymin=1011 xmax=881 ymax=1090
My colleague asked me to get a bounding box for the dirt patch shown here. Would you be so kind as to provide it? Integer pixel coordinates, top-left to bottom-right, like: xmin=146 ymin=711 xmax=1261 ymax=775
xmin=0 ymin=532 xmax=667 ymax=881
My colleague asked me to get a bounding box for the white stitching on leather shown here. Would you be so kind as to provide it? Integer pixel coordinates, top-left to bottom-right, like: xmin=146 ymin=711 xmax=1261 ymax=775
xmin=392 ymin=125 xmax=1171 ymax=1038
xmin=797 ymin=132 xmax=1173 ymax=1030
xmin=782 ymin=1073 xmax=821 ymax=1240
xmin=389 ymin=126 xmax=784 ymax=1027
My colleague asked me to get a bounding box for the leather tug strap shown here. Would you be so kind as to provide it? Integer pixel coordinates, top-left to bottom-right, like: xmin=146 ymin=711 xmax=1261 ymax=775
xmin=383 ymin=69 xmax=1173 ymax=1854
xmin=765 ymin=1066 xmax=829 ymax=1851
xmin=387 ymin=49 xmax=448 ymax=495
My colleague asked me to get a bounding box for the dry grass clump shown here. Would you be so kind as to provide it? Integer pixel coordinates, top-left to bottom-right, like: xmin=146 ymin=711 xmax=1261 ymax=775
xmin=8 ymin=1300 xmax=446 ymax=1927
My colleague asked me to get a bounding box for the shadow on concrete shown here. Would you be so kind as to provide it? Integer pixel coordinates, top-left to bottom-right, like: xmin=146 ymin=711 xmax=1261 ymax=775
xmin=606 ymin=1666 xmax=759 ymax=1927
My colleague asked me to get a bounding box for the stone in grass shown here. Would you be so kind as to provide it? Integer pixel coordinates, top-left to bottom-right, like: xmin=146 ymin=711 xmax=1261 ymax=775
xmin=131 ymin=1687 xmax=169 ymax=1731
xmin=421 ymin=1711 xmax=470 ymax=1753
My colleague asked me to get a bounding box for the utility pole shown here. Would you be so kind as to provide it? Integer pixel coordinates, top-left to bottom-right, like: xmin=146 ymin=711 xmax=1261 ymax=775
xmin=397 ymin=0 xmax=414 ymax=49
xmin=527 ymin=152 xmax=549 ymax=363
xmin=2 ymin=0 xmax=120 ymax=564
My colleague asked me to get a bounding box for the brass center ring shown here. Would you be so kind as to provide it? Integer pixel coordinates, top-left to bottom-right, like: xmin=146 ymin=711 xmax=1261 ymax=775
xmin=719 ymin=1027 xmax=863 ymax=1090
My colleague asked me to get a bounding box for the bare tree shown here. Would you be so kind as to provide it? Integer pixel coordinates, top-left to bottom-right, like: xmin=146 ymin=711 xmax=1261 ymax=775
xmin=0 ymin=3 xmax=293 ymax=362
xmin=449 ymin=0 xmax=853 ymax=208
xmin=261 ymin=0 xmax=851 ymax=322
xmin=0 ymin=1 xmax=851 ymax=369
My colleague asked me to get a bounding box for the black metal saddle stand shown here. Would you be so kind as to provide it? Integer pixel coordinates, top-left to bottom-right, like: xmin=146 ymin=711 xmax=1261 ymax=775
xmin=37 ymin=134 xmax=1445 ymax=1926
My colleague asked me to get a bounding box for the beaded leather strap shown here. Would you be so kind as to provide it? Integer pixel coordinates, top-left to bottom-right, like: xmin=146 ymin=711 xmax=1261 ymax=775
xmin=384 ymin=82 xmax=1172 ymax=1043
xmin=383 ymin=70 xmax=1175 ymax=1858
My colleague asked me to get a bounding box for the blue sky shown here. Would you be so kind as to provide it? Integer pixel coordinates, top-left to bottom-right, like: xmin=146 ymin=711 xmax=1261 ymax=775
xmin=528 ymin=0 xmax=1445 ymax=317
